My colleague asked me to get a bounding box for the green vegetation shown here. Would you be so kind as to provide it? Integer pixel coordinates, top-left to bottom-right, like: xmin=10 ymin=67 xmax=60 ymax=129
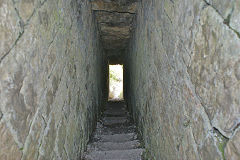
xmin=109 ymin=65 xmax=123 ymax=100
xmin=217 ymin=137 xmax=228 ymax=160
xmin=213 ymin=128 xmax=229 ymax=160
xmin=109 ymin=70 xmax=121 ymax=82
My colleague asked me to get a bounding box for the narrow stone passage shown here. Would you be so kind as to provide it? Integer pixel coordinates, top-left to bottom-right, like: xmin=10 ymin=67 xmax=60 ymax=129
xmin=84 ymin=101 xmax=144 ymax=160
xmin=1 ymin=0 xmax=240 ymax=159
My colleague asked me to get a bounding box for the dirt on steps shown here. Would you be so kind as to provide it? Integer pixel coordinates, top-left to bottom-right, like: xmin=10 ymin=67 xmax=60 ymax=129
xmin=83 ymin=101 xmax=145 ymax=160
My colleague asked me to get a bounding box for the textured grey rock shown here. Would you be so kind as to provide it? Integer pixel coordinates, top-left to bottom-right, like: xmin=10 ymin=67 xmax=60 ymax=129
xmin=0 ymin=0 xmax=105 ymax=159
xmin=0 ymin=123 xmax=22 ymax=160
xmin=125 ymin=0 xmax=240 ymax=159
xmin=229 ymin=0 xmax=240 ymax=33
xmin=205 ymin=0 xmax=235 ymax=18
xmin=0 ymin=0 xmax=23 ymax=62
xmin=190 ymin=6 xmax=240 ymax=139
xmin=225 ymin=130 xmax=240 ymax=160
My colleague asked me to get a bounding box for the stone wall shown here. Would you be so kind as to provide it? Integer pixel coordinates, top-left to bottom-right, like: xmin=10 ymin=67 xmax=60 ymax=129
xmin=0 ymin=0 xmax=105 ymax=159
xmin=125 ymin=0 xmax=240 ymax=159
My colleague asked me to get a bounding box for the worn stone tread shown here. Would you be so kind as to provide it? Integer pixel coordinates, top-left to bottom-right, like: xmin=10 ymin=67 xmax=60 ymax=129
xmin=85 ymin=149 xmax=144 ymax=160
xmin=96 ymin=133 xmax=137 ymax=143
xmin=104 ymin=109 xmax=127 ymax=117
xmin=84 ymin=102 xmax=144 ymax=160
xmin=94 ymin=125 xmax=136 ymax=135
xmin=103 ymin=117 xmax=129 ymax=125
xmin=88 ymin=140 xmax=141 ymax=151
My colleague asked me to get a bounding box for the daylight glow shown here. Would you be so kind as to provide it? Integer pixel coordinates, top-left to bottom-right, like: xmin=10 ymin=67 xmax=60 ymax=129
xmin=109 ymin=65 xmax=123 ymax=100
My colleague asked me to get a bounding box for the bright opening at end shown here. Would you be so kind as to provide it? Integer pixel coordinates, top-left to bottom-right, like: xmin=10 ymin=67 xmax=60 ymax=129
xmin=108 ymin=64 xmax=123 ymax=101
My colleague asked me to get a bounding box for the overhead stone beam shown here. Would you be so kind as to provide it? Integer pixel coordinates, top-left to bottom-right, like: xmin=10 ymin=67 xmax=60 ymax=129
xmin=91 ymin=0 xmax=138 ymax=57
xmin=91 ymin=0 xmax=138 ymax=14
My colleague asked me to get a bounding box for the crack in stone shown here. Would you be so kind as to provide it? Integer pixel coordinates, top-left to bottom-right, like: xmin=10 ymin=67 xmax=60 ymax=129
xmin=224 ymin=119 xmax=240 ymax=136
xmin=202 ymin=0 xmax=240 ymax=39
xmin=40 ymin=29 xmax=60 ymax=68
xmin=63 ymin=145 xmax=70 ymax=160
xmin=202 ymin=0 xmax=222 ymax=16
xmin=185 ymin=66 xmax=227 ymax=140
xmin=41 ymin=114 xmax=47 ymax=127
xmin=0 ymin=111 xmax=3 ymax=121
xmin=213 ymin=127 xmax=229 ymax=141
xmin=182 ymin=3 xmax=239 ymax=139
xmin=182 ymin=52 xmax=221 ymax=137
xmin=0 ymin=0 xmax=48 ymax=64
xmin=163 ymin=8 xmax=173 ymax=24
xmin=0 ymin=31 xmax=24 ymax=64
xmin=0 ymin=0 xmax=25 ymax=64
xmin=194 ymin=87 xmax=213 ymax=126
xmin=11 ymin=0 xmax=25 ymax=28
xmin=25 ymin=0 xmax=48 ymax=26
xmin=20 ymin=108 xmax=41 ymax=160
xmin=212 ymin=127 xmax=229 ymax=159
xmin=184 ymin=60 xmax=230 ymax=158
xmin=36 ymin=113 xmax=52 ymax=160
xmin=226 ymin=24 xmax=240 ymax=38
xmin=36 ymin=141 xmax=42 ymax=160
xmin=233 ymin=123 xmax=240 ymax=132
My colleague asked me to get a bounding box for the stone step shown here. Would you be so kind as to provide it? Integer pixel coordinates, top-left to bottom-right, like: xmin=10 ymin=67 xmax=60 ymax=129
xmin=84 ymin=102 xmax=145 ymax=160
xmin=104 ymin=109 xmax=127 ymax=117
xmin=102 ymin=117 xmax=129 ymax=126
xmin=106 ymin=101 xmax=125 ymax=107
xmin=88 ymin=140 xmax=141 ymax=151
xmin=94 ymin=124 xmax=136 ymax=135
xmin=85 ymin=149 xmax=144 ymax=160
xmin=95 ymin=133 xmax=137 ymax=143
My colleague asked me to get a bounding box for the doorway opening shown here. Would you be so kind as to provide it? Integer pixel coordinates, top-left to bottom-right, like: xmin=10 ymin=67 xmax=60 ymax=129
xmin=108 ymin=64 xmax=124 ymax=101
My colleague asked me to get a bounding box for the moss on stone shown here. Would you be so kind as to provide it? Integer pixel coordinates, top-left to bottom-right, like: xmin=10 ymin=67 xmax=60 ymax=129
xmin=213 ymin=129 xmax=229 ymax=160
xmin=218 ymin=141 xmax=227 ymax=160
xmin=141 ymin=149 xmax=153 ymax=160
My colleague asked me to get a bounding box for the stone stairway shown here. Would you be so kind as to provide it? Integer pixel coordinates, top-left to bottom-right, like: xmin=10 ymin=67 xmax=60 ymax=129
xmin=83 ymin=101 xmax=145 ymax=160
